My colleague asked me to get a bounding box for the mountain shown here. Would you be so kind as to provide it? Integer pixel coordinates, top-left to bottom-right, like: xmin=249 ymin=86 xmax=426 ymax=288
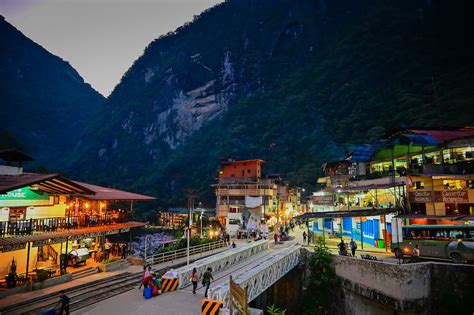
xmin=0 ymin=16 xmax=105 ymax=167
xmin=69 ymin=0 xmax=474 ymax=211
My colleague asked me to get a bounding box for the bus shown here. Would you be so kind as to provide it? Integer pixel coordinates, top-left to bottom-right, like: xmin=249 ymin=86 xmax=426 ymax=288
xmin=391 ymin=222 xmax=474 ymax=263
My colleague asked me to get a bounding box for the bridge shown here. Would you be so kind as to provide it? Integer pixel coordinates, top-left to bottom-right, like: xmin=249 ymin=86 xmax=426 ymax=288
xmin=75 ymin=239 xmax=302 ymax=314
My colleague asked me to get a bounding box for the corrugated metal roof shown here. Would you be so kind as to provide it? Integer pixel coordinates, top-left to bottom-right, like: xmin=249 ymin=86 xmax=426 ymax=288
xmin=0 ymin=221 xmax=145 ymax=248
xmin=72 ymin=181 xmax=156 ymax=201
xmin=0 ymin=173 xmax=94 ymax=195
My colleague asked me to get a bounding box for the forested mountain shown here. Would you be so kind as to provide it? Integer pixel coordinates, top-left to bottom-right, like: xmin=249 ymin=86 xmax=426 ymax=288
xmin=0 ymin=16 xmax=104 ymax=167
xmin=5 ymin=0 xmax=472 ymax=210
xmin=69 ymin=0 xmax=474 ymax=209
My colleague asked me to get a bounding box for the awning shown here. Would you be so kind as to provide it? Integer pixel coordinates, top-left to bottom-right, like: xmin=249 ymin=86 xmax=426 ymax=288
xmin=329 ymin=182 xmax=403 ymax=192
xmin=0 ymin=221 xmax=145 ymax=251
xmin=395 ymin=213 xmax=474 ymax=221
xmin=72 ymin=181 xmax=156 ymax=201
xmin=0 ymin=173 xmax=95 ymax=195
xmin=294 ymin=208 xmax=397 ymax=220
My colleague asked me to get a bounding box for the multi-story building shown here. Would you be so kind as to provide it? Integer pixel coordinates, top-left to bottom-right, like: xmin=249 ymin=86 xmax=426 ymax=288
xmin=214 ymin=159 xmax=278 ymax=235
xmin=308 ymin=128 xmax=474 ymax=247
xmin=0 ymin=149 xmax=154 ymax=285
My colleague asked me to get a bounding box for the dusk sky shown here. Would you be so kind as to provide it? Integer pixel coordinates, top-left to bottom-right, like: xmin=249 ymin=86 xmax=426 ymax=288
xmin=0 ymin=0 xmax=222 ymax=96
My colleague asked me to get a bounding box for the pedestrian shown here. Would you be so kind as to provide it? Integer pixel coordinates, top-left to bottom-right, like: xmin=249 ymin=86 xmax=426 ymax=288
xmin=302 ymin=231 xmax=307 ymax=243
xmin=337 ymin=240 xmax=348 ymax=256
xmin=121 ymin=244 xmax=127 ymax=260
xmin=350 ymin=238 xmax=357 ymax=257
xmin=412 ymin=244 xmax=420 ymax=262
xmin=55 ymin=290 xmax=70 ymax=315
xmin=190 ymin=267 xmax=199 ymax=294
xmin=138 ymin=266 xmax=147 ymax=289
xmin=231 ymin=241 xmax=236 ymax=249
xmin=202 ymin=267 xmax=214 ymax=298
xmin=273 ymin=232 xmax=278 ymax=244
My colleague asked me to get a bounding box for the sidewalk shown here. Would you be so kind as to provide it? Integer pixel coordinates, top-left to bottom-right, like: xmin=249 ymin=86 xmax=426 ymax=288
xmin=0 ymin=243 xmax=234 ymax=309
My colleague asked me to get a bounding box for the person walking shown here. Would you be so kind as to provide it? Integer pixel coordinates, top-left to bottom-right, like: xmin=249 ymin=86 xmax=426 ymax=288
xmin=273 ymin=232 xmax=278 ymax=244
xmin=350 ymin=238 xmax=357 ymax=257
xmin=412 ymin=244 xmax=421 ymax=262
xmin=337 ymin=240 xmax=348 ymax=256
xmin=303 ymin=231 xmax=307 ymax=243
xmin=190 ymin=268 xmax=199 ymax=294
xmin=55 ymin=290 xmax=70 ymax=315
xmin=202 ymin=267 xmax=214 ymax=298
xmin=138 ymin=266 xmax=147 ymax=289
xmin=121 ymin=244 xmax=127 ymax=260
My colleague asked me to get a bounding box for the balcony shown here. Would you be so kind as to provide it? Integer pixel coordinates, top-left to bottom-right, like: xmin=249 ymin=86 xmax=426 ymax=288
xmin=408 ymin=161 xmax=474 ymax=175
xmin=0 ymin=214 xmax=130 ymax=238
xmin=216 ymin=188 xmax=275 ymax=197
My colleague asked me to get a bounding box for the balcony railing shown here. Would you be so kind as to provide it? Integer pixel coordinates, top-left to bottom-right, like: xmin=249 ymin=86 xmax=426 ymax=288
xmin=0 ymin=214 xmax=129 ymax=238
xmin=408 ymin=161 xmax=474 ymax=175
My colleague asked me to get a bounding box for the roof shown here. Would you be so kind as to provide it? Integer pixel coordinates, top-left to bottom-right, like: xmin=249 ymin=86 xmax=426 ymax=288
xmin=72 ymin=181 xmax=156 ymax=201
xmin=0 ymin=149 xmax=34 ymax=163
xmin=294 ymin=208 xmax=397 ymax=220
xmin=395 ymin=213 xmax=474 ymax=221
xmin=386 ymin=129 xmax=474 ymax=147
xmin=0 ymin=221 xmax=145 ymax=249
xmin=221 ymin=159 xmax=265 ymax=165
xmin=0 ymin=173 xmax=94 ymax=195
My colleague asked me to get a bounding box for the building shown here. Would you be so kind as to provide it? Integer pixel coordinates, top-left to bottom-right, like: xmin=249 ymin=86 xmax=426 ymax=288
xmin=304 ymin=127 xmax=474 ymax=248
xmin=0 ymin=149 xmax=155 ymax=284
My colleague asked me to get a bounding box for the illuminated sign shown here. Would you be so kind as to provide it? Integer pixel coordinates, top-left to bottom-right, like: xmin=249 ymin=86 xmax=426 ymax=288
xmin=0 ymin=243 xmax=27 ymax=252
xmin=0 ymin=188 xmax=49 ymax=201
xmin=409 ymin=190 xmax=469 ymax=203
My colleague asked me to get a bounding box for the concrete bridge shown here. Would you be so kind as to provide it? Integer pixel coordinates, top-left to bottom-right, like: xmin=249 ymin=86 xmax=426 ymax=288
xmin=75 ymin=239 xmax=301 ymax=314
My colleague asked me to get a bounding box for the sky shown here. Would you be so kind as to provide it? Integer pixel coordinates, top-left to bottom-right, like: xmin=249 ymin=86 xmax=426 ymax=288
xmin=0 ymin=0 xmax=222 ymax=96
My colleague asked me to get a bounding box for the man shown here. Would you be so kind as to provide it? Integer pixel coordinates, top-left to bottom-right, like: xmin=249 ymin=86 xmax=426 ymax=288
xmin=55 ymin=290 xmax=70 ymax=315
xmin=121 ymin=244 xmax=127 ymax=260
xmin=337 ymin=240 xmax=347 ymax=255
xmin=412 ymin=245 xmax=421 ymax=262
xmin=349 ymin=238 xmax=357 ymax=257
xmin=202 ymin=267 xmax=214 ymax=298
xmin=303 ymin=231 xmax=307 ymax=243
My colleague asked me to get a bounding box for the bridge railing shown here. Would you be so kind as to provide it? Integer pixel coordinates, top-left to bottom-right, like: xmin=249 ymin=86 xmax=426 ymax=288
xmin=208 ymin=244 xmax=301 ymax=307
xmin=145 ymin=240 xmax=227 ymax=266
xmin=174 ymin=239 xmax=269 ymax=288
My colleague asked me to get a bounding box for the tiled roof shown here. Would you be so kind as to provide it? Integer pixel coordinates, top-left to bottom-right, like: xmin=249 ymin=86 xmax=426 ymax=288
xmin=0 ymin=173 xmax=94 ymax=195
xmin=72 ymin=181 xmax=156 ymax=201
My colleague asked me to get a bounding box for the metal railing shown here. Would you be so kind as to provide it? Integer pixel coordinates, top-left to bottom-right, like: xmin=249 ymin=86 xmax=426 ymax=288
xmin=0 ymin=214 xmax=129 ymax=237
xmin=145 ymin=240 xmax=227 ymax=266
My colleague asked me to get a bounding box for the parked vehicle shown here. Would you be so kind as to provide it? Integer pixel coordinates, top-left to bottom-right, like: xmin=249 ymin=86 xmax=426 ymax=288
xmin=391 ymin=222 xmax=474 ymax=263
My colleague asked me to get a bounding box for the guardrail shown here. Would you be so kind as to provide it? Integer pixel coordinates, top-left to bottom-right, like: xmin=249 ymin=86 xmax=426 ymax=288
xmin=174 ymin=239 xmax=269 ymax=289
xmin=145 ymin=240 xmax=227 ymax=266
xmin=208 ymin=245 xmax=301 ymax=307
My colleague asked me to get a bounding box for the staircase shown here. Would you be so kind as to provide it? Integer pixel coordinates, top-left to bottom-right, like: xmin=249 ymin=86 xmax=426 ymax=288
xmin=71 ymin=267 xmax=98 ymax=280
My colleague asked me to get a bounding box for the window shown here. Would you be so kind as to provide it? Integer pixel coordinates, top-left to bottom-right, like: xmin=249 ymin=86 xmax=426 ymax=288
xmin=414 ymin=181 xmax=424 ymax=190
xmin=241 ymin=170 xmax=245 ymax=176
xmin=247 ymin=169 xmax=251 ymax=173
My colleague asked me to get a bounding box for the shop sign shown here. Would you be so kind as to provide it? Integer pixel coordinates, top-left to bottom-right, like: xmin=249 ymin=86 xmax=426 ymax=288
xmin=51 ymin=237 xmax=68 ymax=244
xmin=439 ymin=190 xmax=469 ymax=203
xmin=120 ymin=227 xmax=130 ymax=233
xmin=311 ymin=195 xmax=333 ymax=205
xmin=0 ymin=243 xmax=27 ymax=252
xmin=0 ymin=188 xmax=49 ymax=201
xmin=410 ymin=190 xmax=469 ymax=203
xmin=105 ymin=229 xmax=120 ymax=235
xmin=33 ymin=239 xmax=50 ymax=247
xmin=69 ymin=234 xmax=82 ymax=240
xmin=409 ymin=191 xmax=432 ymax=203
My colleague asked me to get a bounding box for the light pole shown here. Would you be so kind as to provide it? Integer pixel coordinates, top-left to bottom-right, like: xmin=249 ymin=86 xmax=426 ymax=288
xmin=144 ymin=235 xmax=150 ymax=266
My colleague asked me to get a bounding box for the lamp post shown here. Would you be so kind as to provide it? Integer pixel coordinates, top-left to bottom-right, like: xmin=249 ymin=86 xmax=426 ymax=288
xmin=144 ymin=235 xmax=150 ymax=266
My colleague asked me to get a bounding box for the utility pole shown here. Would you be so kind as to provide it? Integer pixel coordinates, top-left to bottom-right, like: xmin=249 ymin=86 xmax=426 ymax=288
xmin=186 ymin=189 xmax=197 ymax=265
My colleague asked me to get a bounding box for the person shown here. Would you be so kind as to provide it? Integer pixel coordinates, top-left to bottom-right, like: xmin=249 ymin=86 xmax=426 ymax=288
xmin=55 ymin=290 xmax=70 ymax=315
xmin=412 ymin=245 xmax=420 ymax=262
xmin=138 ymin=266 xmax=147 ymax=289
xmin=231 ymin=241 xmax=236 ymax=248
xmin=104 ymin=240 xmax=111 ymax=260
xmin=337 ymin=240 xmax=348 ymax=256
xmin=274 ymin=232 xmax=278 ymax=244
xmin=121 ymin=244 xmax=128 ymax=260
xmin=202 ymin=267 xmax=214 ymax=298
xmin=303 ymin=231 xmax=307 ymax=243
xmin=190 ymin=267 xmax=199 ymax=294
xmin=349 ymin=238 xmax=357 ymax=257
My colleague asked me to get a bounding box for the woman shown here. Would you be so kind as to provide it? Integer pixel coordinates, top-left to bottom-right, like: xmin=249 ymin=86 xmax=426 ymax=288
xmin=190 ymin=268 xmax=199 ymax=294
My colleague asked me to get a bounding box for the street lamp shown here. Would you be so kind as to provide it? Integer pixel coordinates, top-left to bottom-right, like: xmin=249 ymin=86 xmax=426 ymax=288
xmin=144 ymin=235 xmax=150 ymax=266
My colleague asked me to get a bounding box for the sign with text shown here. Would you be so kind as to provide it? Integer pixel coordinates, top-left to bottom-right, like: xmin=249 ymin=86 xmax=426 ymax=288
xmin=0 ymin=188 xmax=49 ymax=201
xmin=409 ymin=190 xmax=469 ymax=203
xmin=0 ymin=243 xmax=27 ymax=252
xmin=311 ymin=195 xmax=333 ymax=205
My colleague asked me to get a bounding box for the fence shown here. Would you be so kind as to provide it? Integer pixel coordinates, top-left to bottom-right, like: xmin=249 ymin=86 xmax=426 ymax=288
xmin=145 ymin=240 xmax=227 ymax=266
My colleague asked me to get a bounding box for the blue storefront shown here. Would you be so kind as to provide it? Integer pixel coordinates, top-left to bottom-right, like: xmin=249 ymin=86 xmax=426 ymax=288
xmin=312 ymin=217 xmax=381 ymax=247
